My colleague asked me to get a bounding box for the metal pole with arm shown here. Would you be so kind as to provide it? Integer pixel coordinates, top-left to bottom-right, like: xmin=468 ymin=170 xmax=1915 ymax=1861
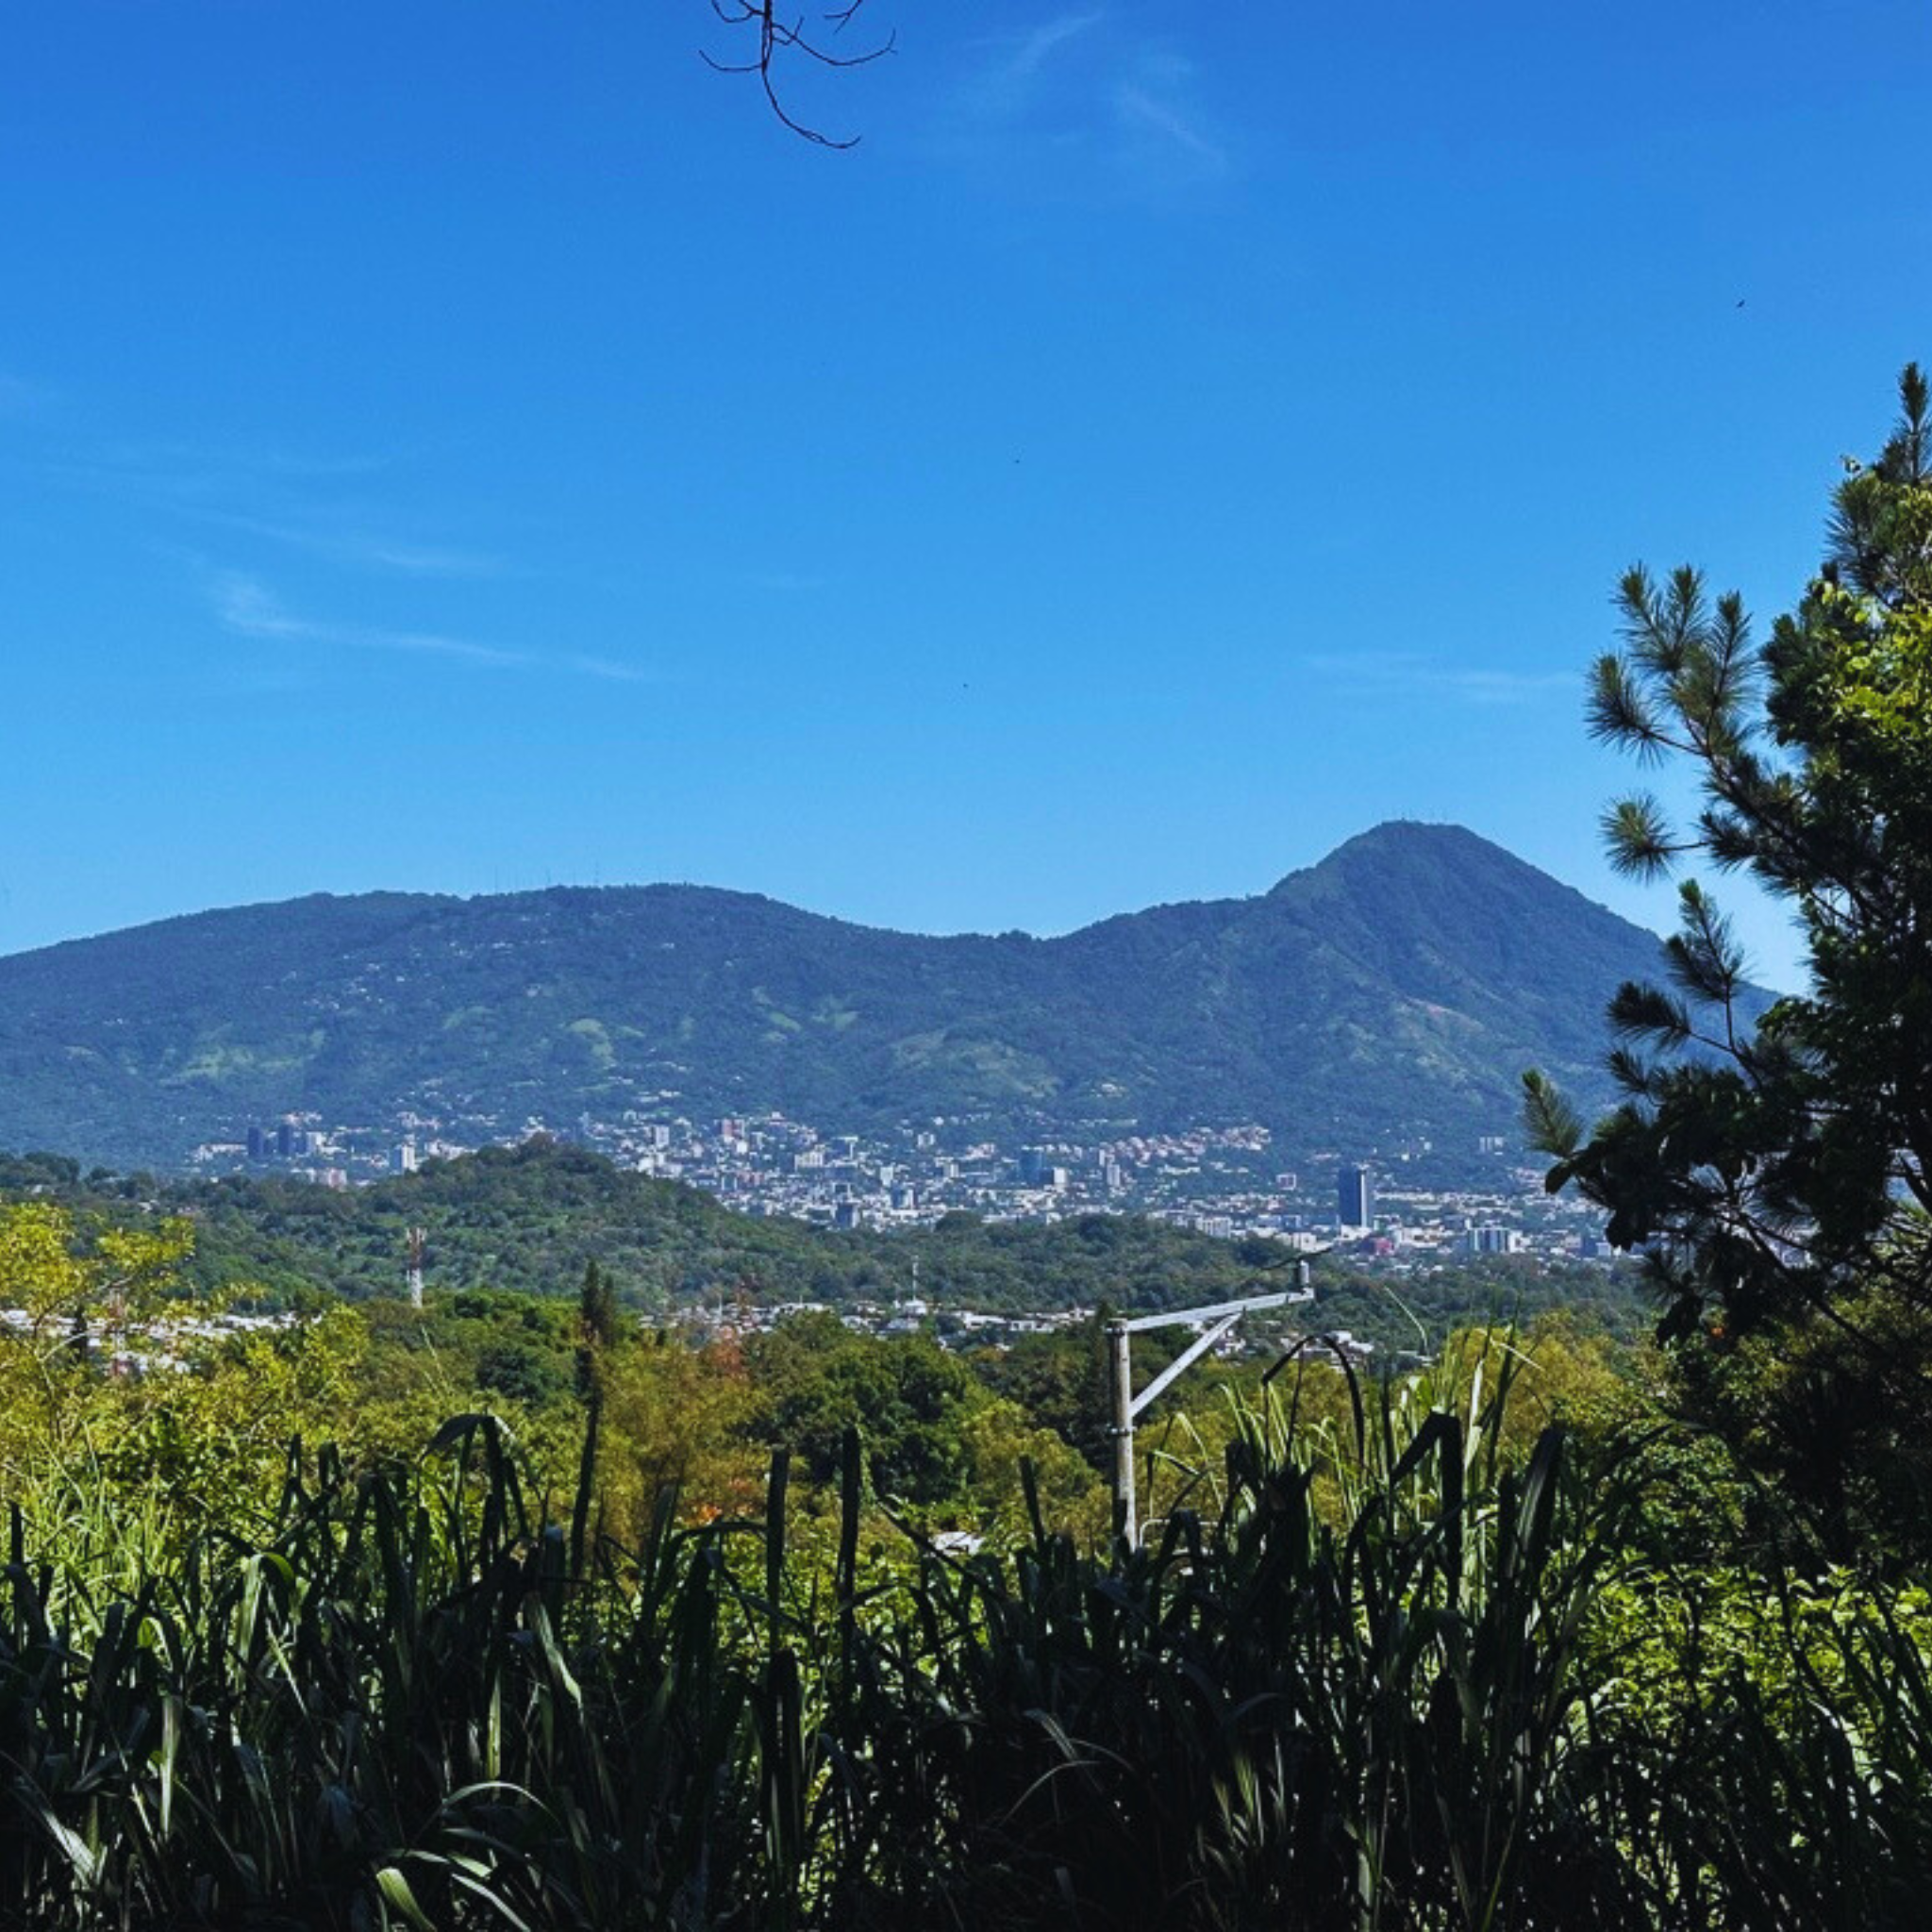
xmin=1108 ymin=1264 xmax=1312 ymax=1546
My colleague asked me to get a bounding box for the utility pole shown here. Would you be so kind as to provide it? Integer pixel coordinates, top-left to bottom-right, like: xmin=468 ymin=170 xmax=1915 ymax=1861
xmin=1109 ymin=1319 xmax=1138 ymax=1542
xmin=1108 ymin=1261 xmax=1312 ymax=1546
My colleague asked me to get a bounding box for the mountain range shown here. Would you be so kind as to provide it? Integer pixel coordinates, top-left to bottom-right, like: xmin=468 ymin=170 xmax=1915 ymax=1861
xmin=0 ymin=823 xmax=1686 ymax=1171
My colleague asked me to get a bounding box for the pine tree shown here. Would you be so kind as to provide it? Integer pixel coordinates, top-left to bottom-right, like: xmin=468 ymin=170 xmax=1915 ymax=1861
xmin=1527 ymin=364 xmax=1932 ymax=1556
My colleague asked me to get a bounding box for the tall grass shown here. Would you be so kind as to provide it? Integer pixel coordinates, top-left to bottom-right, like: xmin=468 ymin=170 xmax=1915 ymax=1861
xmin=4 ymin=1355 xmax=1929 ymax=1928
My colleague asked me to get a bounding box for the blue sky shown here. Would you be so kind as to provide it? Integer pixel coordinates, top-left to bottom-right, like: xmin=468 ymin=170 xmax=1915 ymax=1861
xmin=5 ymin=2 xmax=1929 ymax=989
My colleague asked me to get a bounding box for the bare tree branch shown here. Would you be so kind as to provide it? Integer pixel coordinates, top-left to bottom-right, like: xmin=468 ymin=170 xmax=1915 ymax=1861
xmin=701 ymin=0 xmax=894 ymax=148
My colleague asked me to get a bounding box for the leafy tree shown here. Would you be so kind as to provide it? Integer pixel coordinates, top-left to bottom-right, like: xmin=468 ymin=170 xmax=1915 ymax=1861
xmin=477 ymin=1341 xmax=571 ymax=1408
xmin=971 ymin=1323 xmax=1114 ymax=1469
xmin=745 ymin=1313 xmax=987 ymax=1507
xmin=0 ymin=1202 xmax=374 ymax=1544
xmin=596 ymin=1331 xmax=763 ymax=1535
xmin=1526 ymin=364 xmax=1932 ymax=1555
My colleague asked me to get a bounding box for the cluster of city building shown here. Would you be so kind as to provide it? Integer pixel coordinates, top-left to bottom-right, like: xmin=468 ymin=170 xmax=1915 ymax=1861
xmin=209 ymin=1115 xmax=459 ymax=1191
xmin=197 ymin=1104 xmax=1610 ymax=1270
xmin=0 ymin=1302 xmax=298 ymax=1378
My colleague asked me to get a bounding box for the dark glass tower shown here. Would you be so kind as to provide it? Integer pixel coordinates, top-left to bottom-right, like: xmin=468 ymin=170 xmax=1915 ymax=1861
xmin=1338 ymin=1164 xmax=1373 ymax=1229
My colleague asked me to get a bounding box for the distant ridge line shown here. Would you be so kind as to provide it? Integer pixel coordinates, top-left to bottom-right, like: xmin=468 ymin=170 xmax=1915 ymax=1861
xmin=0 ymin=822 xmax=1676 ymax=1172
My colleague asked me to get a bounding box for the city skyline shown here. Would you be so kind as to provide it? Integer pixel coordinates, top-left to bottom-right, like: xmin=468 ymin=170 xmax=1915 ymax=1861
xmin=189 ymin=1098 xmax=1600 ymax=1273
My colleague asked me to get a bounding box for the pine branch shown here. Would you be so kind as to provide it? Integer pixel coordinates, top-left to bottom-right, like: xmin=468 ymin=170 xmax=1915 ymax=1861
xmin=1606 ymin=1044 xmax=1659 ymax=1099
xmin=1607 ymin=980 xmax=1693 ymax=1050
xmin=1601 ymin=794 xmax=1679 ymax=880
xmin=1521 ymin=1070 xmax=1585 ymax=1162
xmin=1665 ymin=880 xmax=1745 ymax=1011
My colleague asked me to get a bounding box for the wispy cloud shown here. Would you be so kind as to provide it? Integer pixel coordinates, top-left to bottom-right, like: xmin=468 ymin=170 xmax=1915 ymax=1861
xmin=200 ymin=509 xmax=502 ymax=577
xmin=1304 ymin=651 xmax=1576 ymax=708
xmin=562 ymin=652 xmax=657 ymax=685
xmin=213 ymin=572 xmax=527 ymax=667
xmin=209 ymin=572 xmax=655 ymax=684
xmin=60 ymin=440 xmax=394 ymax=497
xmin=1429 ymin=668 xmax=1576 ymax=704
xmin=1113 ymin=80 xmax=1225 ymax=170
xmin=943 ymin=16 xmax=1233 ymax=192
xmin=965 ymin=10 xmax=1103 ymax=113
xmin=57 ymin=441 xmax=501 ymax=578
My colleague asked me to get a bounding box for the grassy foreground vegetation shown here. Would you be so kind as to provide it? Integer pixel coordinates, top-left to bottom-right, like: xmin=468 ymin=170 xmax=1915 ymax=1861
xmin=2 ymin=1199 xmax=1930 ymax=1928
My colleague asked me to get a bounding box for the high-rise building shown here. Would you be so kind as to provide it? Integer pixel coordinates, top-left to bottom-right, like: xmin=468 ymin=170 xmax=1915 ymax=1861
xmin=246 ymin=1125 xmax=265 ymax=1161
xmin=1464 ymin=1225 xmax=1523 ymax=1257
xmin=1338 ymin=1164 xmax=1373 ymax=1229
xmin=275 ymin=1122 xmax=293 ymax=1159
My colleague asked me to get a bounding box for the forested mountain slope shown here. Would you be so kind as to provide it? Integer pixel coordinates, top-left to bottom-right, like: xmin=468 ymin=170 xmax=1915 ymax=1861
xmin=0 ymin=823 xmax=1691 ymax=1168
